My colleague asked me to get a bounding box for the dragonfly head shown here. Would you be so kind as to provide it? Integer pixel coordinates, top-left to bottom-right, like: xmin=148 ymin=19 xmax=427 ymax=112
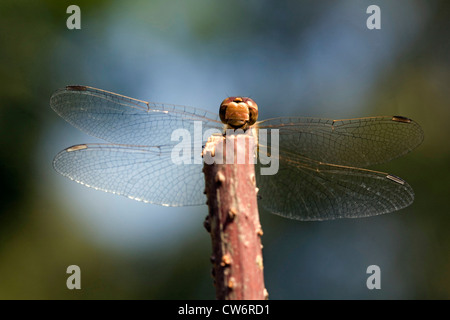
xmin=219 ymin=97 xmax=258 ymax=130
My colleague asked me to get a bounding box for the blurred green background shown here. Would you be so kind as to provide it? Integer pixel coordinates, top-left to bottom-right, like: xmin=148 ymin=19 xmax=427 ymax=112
xmin=0 ymin=0 xmax=449 ymax=299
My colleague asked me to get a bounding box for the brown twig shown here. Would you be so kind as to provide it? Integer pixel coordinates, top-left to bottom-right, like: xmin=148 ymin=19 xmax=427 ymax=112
xmin=203 ymin=133 xmax=267 ymax=300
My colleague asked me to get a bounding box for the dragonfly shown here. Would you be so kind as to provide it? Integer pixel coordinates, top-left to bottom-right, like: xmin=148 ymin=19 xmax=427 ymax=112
xmin=51 ymin=85 xmax=423 ymax=221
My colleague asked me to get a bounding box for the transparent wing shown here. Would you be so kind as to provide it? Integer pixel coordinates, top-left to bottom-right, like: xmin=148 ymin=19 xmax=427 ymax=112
xmin=50 ymin=86 xmax=224 ymax=147
xmin=257 ymin=116 xmax=424 ymax=167
xmin=255 ymin=154 xmax=414 ymax=221
xmin=53 ymin=144 xmax=206 ymax=206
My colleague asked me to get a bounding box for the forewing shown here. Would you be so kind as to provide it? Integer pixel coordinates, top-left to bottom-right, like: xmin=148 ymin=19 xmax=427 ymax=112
xmin=50 ymin=86 xmax=224 ymax=146
xmin=257 ymin=116 xmax=423 ymax=167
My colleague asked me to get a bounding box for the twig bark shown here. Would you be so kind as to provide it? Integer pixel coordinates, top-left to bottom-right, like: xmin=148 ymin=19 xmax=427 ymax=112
xmin=203 ymin=133 xmax=267 ymax=300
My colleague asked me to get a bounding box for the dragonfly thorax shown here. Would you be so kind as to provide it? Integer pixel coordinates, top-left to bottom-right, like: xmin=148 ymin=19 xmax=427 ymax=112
xmin=219 ymin=97 xmax=258 ymax=130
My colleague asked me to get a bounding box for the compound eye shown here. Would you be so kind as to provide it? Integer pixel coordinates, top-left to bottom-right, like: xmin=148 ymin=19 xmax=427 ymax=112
xmin=248 ymin=106 xmax=258 ymax=126
xmin=244 ymin=98 xmax=259 ymax=126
